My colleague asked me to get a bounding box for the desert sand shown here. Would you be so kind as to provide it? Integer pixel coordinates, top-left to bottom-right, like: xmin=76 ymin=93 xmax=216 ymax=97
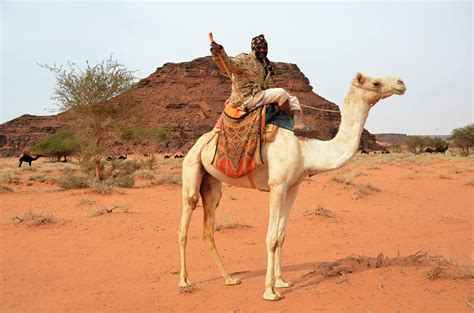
xmin=1 ymin=153 xmax=473 ymax=312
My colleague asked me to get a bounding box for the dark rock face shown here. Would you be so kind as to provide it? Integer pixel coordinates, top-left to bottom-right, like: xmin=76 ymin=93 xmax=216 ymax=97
xmin=0 ymin=56 xmax=376 ymax=156
xmin=0 ymin=114 xmax=67 ymax=156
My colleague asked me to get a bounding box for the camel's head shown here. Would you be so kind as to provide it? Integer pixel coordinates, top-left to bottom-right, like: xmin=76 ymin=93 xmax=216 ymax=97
xmin=352 ymin=72 xmax=406 ymax=106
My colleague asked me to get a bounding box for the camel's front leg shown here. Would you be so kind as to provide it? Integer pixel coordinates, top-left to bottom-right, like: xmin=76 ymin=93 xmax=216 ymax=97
xmin=263 ymin=184 xmax=287 ymax=301
xmin=274 ymin=183 xmax=299 ymax=288
xmin=201 ymin=174 xmax=241 ymax=286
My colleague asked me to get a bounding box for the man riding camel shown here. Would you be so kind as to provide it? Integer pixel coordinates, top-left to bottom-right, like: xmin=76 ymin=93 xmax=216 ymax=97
xmin=210 ymin=34 xmax=317 ymax=137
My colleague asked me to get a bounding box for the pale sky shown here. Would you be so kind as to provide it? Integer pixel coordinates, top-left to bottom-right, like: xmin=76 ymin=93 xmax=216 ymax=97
xmin=1 ymin=0 xmax=472 ymax=135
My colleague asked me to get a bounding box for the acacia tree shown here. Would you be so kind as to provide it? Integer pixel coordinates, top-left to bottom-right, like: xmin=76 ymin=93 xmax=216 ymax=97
xmin=405 ymin=136 xmax=427 ymax=154
xmin=41 ymin=56 xmax=138 ymax=179
xmin=32 ymin=129 xmax=83 ymax=162
xmin=451 ymin=124 xmax=474 ymax=155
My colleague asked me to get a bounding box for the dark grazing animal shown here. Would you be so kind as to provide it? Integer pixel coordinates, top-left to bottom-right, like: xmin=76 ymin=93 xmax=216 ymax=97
xmin=435 ymin=144 xmax=449 ymax=154
xmin=18 ymin=154 xmax=42 ymax=167
xmin=118 ymin=155 xmax=127 ymax=160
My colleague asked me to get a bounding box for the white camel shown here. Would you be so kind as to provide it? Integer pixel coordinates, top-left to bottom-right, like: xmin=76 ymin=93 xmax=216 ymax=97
xmin=178 ymin=72 xmax=406 ymax=300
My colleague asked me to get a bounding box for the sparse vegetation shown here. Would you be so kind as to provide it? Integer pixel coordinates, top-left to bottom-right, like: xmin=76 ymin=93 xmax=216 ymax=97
xmin=465 ymin=177 xmax=474 ymax=186
xmin=12 ymin=210 xmax=56 ymax=226
xmin=354 ymin=182 xmax=380 ymax=197
xmin=0 ymin=172 xmax=21 ymax=185
xmin=304 ymin=205 xmax=335 ymax=218
xmin=135 ymin=169 xmax=156 ymax=180
xmin=214 ymin=219 xmax=251 ymax=231
xmin=152 ymin=174 xmax=181 ymax=186
xmin=0 ymin=185 xmax=14 ymax=193
xmin=438 ymin=174 xmax=452 ymax=180
xmin=88 ymin=204 xmax=130 ymax=216
xmin=57 ymin=173 xmax=91 ymax=190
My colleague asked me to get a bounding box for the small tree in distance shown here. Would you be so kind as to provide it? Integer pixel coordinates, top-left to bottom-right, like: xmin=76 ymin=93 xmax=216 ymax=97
xmin=405 ymin=136 xmax=427 ymax=154
xmin=451 ymin=124 xmax=474 ymax=155
xmin=40 ymin=56 xmax=139 ymax=179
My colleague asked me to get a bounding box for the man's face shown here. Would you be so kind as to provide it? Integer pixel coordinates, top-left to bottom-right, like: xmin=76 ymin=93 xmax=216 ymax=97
xmin=255 ymin=42 xmax=268 ymax=61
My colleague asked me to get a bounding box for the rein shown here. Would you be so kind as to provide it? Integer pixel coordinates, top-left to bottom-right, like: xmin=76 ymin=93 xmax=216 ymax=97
xmin=302 ymin=83 xmax=382 ymax=113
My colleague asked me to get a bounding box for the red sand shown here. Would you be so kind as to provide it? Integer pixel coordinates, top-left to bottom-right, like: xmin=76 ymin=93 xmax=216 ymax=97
xmin=1 ymin=157 xmax=473 ymax=312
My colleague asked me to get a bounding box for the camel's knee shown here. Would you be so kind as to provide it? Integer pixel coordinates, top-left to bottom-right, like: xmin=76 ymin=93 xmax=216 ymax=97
xmin=266 ymin=239 xmax=278 ymax=252
xmin=184 ymin=193 xmax=200 ymax=210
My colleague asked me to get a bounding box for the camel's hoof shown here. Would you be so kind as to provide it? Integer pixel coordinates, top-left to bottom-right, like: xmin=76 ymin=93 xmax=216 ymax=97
xmin=225 ymin=277 xmax=241 ymax=286
xmin=178 ymin=278 xmax=193 ymax=288
xmin=275 ymin=278 xmax=293 ymax=288
xmin=263 ymin=289 xmax=282 ymax=301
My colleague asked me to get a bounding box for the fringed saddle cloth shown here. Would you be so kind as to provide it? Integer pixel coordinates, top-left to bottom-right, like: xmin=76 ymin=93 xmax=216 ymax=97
xmin=211 ymin=103 xmax=266 ymax=179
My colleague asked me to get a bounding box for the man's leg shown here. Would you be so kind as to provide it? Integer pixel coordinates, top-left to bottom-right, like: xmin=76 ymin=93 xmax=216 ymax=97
xmin=262 ymin=89 xmax=318 ymax=138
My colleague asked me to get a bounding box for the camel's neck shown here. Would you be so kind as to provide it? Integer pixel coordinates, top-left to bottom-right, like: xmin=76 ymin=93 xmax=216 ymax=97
xmin=303 ymin=88 xmax=370 ymax=173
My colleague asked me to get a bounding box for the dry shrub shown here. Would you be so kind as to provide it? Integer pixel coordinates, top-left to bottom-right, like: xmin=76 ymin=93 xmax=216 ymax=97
xmin=89 ymin=181 xmax=117 ymax=194
xmin=88 ymin=204 xmax=130 ymax=217
xmin=104 ymin=174 xmax=134 ymax=188
xmin=0 ymin=185 xmax=14 ymax=193
xmin=449 ymin=167 xmax=463 ymax=175
xmin=139 ymin=154 xmax=158 ymax=170
xmin=12 ymin=210 xmax=56 ymax=226
xmin=0 ymin=172 xmax=21 ymax=185
xmin=77 ymin=198 xmax=98 ymax=206
xmin=152 ymin=174 xmax=181 ymax=186
xmin=330 ymin=173 xmax=353 ymax=185
xmin=464 ymin=177 xmax=474 ymax=186
xmin=438 ymin=173 xmax=452 ymax=179
xmin=304 ymin=205 xmax=335 ymax=218
xmin=214 ymin=219 xmax=251 ymax=231
xmin=135 ymin=169 xmax=156 ymax=180
xmin=58 ymin=174 xmax=91 ymax=189
xmin=299 ymin=250 xmax=474 ymax=285
xmin=355 ymin=182 xmax=380 ymax=197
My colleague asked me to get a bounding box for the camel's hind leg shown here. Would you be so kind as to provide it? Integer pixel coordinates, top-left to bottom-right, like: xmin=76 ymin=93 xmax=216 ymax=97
xmin=201 ymin=173 xmax=241 ymax=286
xmin=178 ymin=152 xmax=205 ymax=288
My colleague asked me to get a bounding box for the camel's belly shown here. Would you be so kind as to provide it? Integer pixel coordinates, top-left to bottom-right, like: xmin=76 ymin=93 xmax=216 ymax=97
xmin=201 ymin=141 xmax=270 ymax=191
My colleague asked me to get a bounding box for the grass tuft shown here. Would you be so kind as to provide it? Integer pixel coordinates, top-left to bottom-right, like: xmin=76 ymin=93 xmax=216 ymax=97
xmin=214 ymin=219 xmax=251 ymax=231
xmin=304 ymin=204 xmax=335 ymax=218
xmin=12 ymin=210 xmax=56 ymax=226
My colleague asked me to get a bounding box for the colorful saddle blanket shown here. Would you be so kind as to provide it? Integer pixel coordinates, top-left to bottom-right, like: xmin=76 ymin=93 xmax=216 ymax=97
xmin=212 ymin=105 xmax=265 ymax=178
xmin=211 ymin=99 xmax=294 ymax=178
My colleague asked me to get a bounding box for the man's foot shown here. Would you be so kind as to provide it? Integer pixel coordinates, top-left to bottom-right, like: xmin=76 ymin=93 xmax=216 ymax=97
xmin=294 ymin=126 xmax=319 ymax=138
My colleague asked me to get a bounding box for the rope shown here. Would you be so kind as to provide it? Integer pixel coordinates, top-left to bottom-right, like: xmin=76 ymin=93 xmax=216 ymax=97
xmin=300 ymin=104 xmax=341 ymax=113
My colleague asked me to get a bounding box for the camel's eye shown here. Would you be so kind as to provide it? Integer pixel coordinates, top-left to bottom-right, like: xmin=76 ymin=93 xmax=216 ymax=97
xmin=373 ymin=82 xmax=381 ymax=87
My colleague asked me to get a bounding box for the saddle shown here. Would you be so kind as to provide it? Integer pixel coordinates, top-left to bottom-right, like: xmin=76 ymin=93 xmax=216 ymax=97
xmin=211 ymin=100 xmax=292 ymax=179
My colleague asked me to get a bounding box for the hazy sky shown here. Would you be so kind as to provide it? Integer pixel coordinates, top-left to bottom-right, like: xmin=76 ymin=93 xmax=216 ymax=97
xmin=1 ymin=1 xmax=472 ymax=135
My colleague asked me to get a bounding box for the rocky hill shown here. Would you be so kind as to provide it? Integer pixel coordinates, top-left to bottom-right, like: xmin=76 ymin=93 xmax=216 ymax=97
xmin=0 ymin=56 xmax=377 ymax=156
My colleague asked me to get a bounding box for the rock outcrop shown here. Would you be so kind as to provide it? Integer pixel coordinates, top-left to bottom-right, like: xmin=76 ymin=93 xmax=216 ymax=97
xmin=0 ymin=56 xmax=377 ymax=156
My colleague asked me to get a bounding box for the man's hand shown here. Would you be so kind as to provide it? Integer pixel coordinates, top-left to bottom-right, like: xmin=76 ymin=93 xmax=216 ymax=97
xmin=210 ymin=41 xmax=223 ymax=53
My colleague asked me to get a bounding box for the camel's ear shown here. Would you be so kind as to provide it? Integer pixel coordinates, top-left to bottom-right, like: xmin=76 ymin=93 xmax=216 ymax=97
xmin=356 ymin=72 xmax=365 ymax=84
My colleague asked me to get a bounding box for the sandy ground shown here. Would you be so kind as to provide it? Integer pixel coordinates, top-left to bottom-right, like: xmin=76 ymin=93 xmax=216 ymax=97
xmin=0 ymin=154 xmax=473 ymax=312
